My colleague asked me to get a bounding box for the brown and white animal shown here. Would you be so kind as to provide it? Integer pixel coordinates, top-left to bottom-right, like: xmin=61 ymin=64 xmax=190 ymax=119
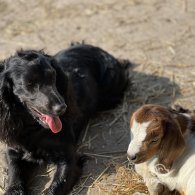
xmin=127 ymin=104 xmax=195 ymax=195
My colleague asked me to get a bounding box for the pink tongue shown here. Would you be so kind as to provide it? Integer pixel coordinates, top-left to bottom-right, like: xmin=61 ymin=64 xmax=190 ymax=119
xmin=44 ymin=115 xmax=62 ymax=133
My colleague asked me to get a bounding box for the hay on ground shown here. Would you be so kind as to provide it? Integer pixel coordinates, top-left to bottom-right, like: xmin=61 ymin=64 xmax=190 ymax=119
xmin=87 ymin=166 xmax=149 ymax=195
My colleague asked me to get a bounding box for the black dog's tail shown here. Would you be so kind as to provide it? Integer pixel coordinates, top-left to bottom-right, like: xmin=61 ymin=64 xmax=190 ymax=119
xmin=97 ymin=57 xmax=131 ymax=111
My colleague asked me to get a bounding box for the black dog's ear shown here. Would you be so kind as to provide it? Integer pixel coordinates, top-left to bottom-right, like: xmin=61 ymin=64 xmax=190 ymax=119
xmin=50 ymin=58 xmax=68 ymax=81
xmin=0 ymin=60 xmax=4 ymax=72
xmin=50 ymin=58 xmax=81 ymax=123
xmin=50 ymin=58 xmax=69 ymax=96
xmin=50 ymin=58 xmax=61 ymax=70
xmin=0 ymin=72 xmax=13 ymax=106
xmin=0 ymin=72 xmax=17 ymax=143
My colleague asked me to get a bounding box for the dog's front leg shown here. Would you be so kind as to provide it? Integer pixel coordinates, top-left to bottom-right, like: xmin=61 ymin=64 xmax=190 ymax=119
xmin=4 ymin=148 xmax=26 ymax=195
xmin=45 ymin=154 xmax=85 ymax=195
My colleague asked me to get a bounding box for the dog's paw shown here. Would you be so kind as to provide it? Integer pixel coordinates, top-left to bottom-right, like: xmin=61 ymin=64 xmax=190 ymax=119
xmin=4 ymin=185 xmax=25 ymax=195
xmin=44 ymin=188 xmax=64 ymax=195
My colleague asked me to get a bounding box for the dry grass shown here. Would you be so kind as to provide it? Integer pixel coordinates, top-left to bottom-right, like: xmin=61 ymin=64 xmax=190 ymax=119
xmin=87 ymin=165 xmax=148 ymax=195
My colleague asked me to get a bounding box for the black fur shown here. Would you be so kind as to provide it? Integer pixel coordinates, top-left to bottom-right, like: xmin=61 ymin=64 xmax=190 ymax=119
xmin=0 ymin=43 xmax=129 ymax=195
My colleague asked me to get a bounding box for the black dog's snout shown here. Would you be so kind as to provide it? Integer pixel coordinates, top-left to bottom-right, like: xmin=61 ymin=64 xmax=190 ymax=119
xmin=52 ymin=104 xmax=67 ymax=115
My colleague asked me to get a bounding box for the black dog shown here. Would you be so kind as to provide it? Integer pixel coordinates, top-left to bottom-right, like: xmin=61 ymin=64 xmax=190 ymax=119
xmin=0 ymin=43 xmax=129 ymax=195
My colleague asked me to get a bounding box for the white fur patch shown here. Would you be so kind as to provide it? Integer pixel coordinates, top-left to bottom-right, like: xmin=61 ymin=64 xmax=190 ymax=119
xmin=127 ymin=120 xmax=151 ymax=157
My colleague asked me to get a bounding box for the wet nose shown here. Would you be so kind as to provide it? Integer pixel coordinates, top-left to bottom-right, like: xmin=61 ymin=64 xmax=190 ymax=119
xmin=127 ymin=153 xmax=137 ymax=161
xmin=52 ymin=104 xmax=67 ymax=115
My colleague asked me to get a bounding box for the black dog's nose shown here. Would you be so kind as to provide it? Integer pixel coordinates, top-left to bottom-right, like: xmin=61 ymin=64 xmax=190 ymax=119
xmin=127 ymin=154 xmax=137 ymax=161
xmin=53 ymin=104 xmax=67 ymax=115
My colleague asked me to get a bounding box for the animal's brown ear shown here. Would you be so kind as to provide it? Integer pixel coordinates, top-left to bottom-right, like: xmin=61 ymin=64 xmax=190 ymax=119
xmin=158 ymin=119 xmax=185 ymax=172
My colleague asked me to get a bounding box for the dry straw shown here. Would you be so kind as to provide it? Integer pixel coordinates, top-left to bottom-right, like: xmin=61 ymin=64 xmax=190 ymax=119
xmin=87 ymin=165 xmax=149 ymax=195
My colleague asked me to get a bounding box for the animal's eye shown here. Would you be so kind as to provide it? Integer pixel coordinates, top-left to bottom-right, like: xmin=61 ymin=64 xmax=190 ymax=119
xmin=150 ymin=137 xmax=159 ymax=144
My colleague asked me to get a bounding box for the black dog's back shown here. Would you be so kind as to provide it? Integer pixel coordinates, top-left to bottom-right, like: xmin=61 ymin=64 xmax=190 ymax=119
xmin=54 ymin=44 xmax=130 ymax=113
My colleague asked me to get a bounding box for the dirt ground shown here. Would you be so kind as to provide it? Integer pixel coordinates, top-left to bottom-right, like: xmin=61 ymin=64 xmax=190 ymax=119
xmin=0 ymin=0 xmax=195 ymax=194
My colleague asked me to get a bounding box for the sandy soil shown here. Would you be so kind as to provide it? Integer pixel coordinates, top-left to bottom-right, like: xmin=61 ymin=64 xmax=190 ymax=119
xmin=0 ymin=0 xmax=195 ymax=194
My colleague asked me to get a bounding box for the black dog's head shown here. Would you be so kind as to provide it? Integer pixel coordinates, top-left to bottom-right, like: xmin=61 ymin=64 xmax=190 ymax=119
xmin=0 ymin=50 xmax=67 ymax=133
